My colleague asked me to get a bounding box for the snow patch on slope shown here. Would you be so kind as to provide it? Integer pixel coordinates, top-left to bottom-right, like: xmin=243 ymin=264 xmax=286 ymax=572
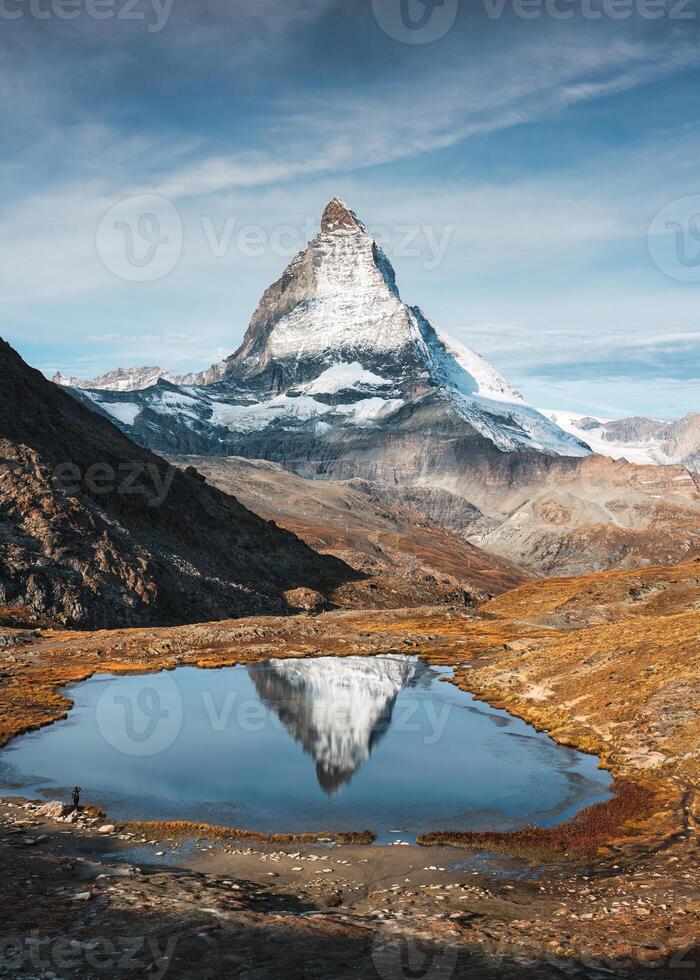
xmin=434 ymin=328 xmax=523 ymax=404
xmin=87 ymin=397 xmax=142 ymax=426
xmin=211 ymin=393 xmax=404 ymax=432
xmin=304 ymin=362 xmax=391 ymax=395
xmin=155 ymin=390 xmax=204 ymax=421
xmin=406 ymin=311 xmax=589 ymax=457
xmin=268 ymin=231 xmax=411 ymax=360
xmin=452 ymin=397 xmax=585 ymax=455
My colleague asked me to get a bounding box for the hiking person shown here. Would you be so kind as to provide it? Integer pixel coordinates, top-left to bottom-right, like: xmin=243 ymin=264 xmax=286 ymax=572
xmin=71 ymin=786 xmax=81 ymax=811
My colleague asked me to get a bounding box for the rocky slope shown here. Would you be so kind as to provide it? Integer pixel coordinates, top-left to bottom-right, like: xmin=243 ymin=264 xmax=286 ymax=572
xmin=169 ymin=455 xmax=527 ymax=596
xmin=470 ymin=454 xmax=700 ymax=576
xmin=543 ymin=410 xmax=700 ymax=472
xmin=0 ymin=339 xmax=354 ymax=628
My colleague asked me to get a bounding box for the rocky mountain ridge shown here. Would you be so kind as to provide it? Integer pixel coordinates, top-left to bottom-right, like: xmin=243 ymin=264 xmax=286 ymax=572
xmin=53 ymin=360 xmax=229 ymax=393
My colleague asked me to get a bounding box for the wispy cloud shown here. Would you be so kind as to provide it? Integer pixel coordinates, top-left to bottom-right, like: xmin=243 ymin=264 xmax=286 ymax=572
xmin=462 ymin=325 xmax=700 ymax=375
xmin=148 ymin=34 xmax=699 ymax=200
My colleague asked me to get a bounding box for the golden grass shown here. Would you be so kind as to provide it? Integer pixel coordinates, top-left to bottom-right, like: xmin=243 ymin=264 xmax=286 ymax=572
xmin=417 ymin=781 xmax=657 ymax=860
xmin=124 ymin=821 xmax=375 ymax=845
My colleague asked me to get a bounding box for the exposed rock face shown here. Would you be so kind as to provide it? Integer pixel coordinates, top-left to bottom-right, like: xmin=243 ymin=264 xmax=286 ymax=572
xmin=0 ymin=339 xmax=354 ymax=628
xmin=662 ymin=413 xmax=700 ymax=471
xmin=320 ymin=197 xmax=366 ymax=234
xmin=60 ymin=199 xmax=590 ymax=464
xmin=470 ymin=454 xmax=700 ymax=575
xmin=34 ymin=801 xmax=73 ymax=819
xmin=347 ymin=480 xmax=494 ymax=536
xmin=543 ymin=410 xmax=700 ymax=473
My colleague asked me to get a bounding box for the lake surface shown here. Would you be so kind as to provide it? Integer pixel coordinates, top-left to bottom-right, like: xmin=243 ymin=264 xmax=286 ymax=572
xmin=0 ymin=656 xmax=612 ymax=842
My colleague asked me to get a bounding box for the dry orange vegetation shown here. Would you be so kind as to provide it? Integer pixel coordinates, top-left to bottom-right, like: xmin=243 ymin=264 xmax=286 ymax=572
xmin=483 ymin=559 xmax=700 ymax=624
xmin=1 ymin=559 xmax=699 ymax=977
xmin=418 ymin=781 xmax=657 ymax=859
xmin=125 ymin=822 xmax=375 ymax=845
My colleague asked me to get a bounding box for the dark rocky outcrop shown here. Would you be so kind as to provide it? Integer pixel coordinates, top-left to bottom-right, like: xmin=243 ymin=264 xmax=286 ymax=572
xmin=0 ymin=340 xmax=355 ymax=628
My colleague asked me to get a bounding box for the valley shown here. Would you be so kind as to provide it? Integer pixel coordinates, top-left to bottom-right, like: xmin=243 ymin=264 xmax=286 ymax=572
xmin=168 ymin=452 xmax=700 ymax=581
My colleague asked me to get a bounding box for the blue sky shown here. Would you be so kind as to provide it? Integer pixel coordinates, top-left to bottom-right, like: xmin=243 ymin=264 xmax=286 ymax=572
xmin=1 ymin=0 xmax=699 ymax=418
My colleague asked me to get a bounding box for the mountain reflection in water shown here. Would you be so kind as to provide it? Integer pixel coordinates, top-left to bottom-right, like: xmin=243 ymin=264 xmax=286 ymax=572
xmin=0 ymin=656 xmax=615 ymax=840
xmin=248 ymin=655 xmax=425 ymax=794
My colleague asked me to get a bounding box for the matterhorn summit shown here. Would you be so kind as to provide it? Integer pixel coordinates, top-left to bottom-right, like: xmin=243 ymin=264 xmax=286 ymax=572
xmin=60 ymin=198 xmax=590 ymax=480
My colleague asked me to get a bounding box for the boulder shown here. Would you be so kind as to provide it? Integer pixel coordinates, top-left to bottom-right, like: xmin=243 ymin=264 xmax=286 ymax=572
xmin=35 ymin=801 xmax=72 ymax=820
xmin=284 ymin=588 xmax=328 ymax=614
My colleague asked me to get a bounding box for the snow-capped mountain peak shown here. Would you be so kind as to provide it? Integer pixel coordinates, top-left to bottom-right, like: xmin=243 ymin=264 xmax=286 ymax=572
xmin=53 ymin=360 xmax=229 ymax=392
xmin=57 ymin=198 xmax=591 ymax=462
xmin=53 ymin=366 xmax=171 ymax=392
xmin=211 ymin=199 xmax=586 ymax=457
